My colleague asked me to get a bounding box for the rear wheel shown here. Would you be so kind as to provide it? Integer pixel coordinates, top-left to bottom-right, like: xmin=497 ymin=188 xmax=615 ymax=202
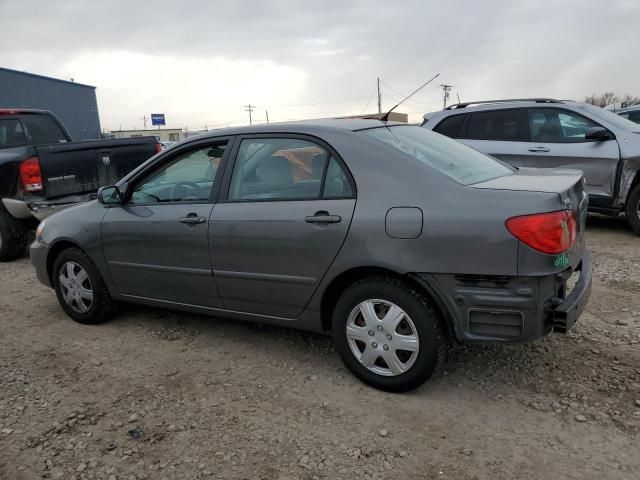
xmin=332 ymin=277 xmax=446 ymax=392
xmin=52 ymin=248 xmax=115 ymax=324
xmin=0 ymin=208 xmax=27 ymax=262
xmin=626 ymin=184 xmax=640 ymax=236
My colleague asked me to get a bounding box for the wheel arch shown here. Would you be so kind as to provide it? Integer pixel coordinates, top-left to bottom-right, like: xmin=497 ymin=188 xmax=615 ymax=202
xmin=320 ymin=266 xmax=455 ymax=340
xmin=46 ymin=239 xmax=87 ymax=284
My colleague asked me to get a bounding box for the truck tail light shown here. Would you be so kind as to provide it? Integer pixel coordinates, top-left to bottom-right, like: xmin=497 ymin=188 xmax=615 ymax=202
xmin=505 ymin=210 xmax=576 ymax=255
xmin=155 ymin=142 xmax=163 ymax=154
xmin=20 ymin=156 xmax=44 ymax=192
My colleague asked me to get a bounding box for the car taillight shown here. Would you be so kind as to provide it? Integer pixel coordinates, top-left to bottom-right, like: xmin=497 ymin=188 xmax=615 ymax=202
xmin=505 ymin=210 xmax=576 ymax=255
xmin=20 ymin=156 xmax=44 ymax=192
xmin=155 ymin=143 xmax=163 ymax=154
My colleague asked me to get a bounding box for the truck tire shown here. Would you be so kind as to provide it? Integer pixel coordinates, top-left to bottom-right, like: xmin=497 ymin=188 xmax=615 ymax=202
xmin=0 ymin=208 xmax=28 ymax=262
xmin=626 ymin=184 xmax=640 ymax=236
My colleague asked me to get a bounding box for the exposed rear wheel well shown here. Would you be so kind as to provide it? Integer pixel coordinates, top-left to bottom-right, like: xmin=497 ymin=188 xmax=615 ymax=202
xmin=320 ymin=267 xmax=452 ymax=337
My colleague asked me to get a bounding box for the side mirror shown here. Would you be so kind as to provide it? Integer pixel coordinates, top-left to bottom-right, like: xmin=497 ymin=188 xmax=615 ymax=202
xmin=585 ymin=126 xmax=612 ymax=141
xmin=97 ymin=185 xmax=122 ymax=205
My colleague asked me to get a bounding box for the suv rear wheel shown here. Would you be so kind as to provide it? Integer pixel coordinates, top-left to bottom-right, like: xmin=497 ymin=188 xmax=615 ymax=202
xmin=626 ymin=184 xmax=640 ymax=236
xmin=332 ymin=276 xmax=446 ymax=392
xmin=0 ymin=208 xmax=27 ymax=262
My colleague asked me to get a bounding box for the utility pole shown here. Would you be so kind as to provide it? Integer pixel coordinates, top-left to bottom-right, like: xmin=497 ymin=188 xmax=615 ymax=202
xmin=377 ymin=77 xmax=382 ymax=114
xmin=140 ymin=114 xmax=148 ymax=129
xmin=440 ymin=84 xmax=454 ymax=109
xmin=456 ymin=92 xmax=461 ymax=104
xmin=265 ymin=110 xmax=269 ymax=124
xmin=244 ymin=104 xmax=255 ymax=125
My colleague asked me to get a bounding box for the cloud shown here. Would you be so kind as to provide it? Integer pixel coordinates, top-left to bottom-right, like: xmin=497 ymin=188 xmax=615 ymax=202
xmin=1 ymin=0 xmax=639 ymax=127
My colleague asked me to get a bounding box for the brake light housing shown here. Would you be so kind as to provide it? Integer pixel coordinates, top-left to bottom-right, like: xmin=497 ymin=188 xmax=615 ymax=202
xmin=20 ymin=156 xmax=44 ymax=192
xmin=505 ymin=210 xmax=576 ymax=255
xmin=155 ymin=142 xmax=163 ymax=154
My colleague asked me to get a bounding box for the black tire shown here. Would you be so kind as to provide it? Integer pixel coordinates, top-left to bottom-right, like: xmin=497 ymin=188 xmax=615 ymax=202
xmin=331 ymin=276 xmax=446 ymax=392
xmin=0 ymin=208 xmax=28 ymax=262
xmin=626 ymin=184 xmax=640 ymax=236
xmin=52 ymin=247 xmax=115 ymax=324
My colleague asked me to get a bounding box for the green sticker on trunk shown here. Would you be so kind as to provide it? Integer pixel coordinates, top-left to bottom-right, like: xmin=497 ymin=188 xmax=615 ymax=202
xmin=554 ymin=252 xmax=569 ymax=268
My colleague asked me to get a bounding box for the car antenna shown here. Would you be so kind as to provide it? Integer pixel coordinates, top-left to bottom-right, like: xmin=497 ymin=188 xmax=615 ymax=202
xmin=377 ymin=73 xmax=440 ymax=122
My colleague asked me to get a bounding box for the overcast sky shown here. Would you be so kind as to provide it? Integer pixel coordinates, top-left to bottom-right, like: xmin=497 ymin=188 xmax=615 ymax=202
xmin=1 ymin=0 xmax=639 ymax=131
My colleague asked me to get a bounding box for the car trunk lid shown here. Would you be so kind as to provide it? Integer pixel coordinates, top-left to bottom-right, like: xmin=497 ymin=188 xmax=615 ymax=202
xmin=472 ymin=167 xmax=588 ymax=271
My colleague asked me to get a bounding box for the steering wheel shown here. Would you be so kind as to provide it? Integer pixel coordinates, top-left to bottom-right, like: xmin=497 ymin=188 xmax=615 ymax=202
xmin=170 ymin=181 xmax=200 ymax=201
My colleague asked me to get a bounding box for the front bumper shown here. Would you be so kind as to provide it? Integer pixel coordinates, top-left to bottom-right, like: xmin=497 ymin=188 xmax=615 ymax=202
xmin=30 ymin=239 xmax=52 ymax=288
xmin=413 ymin=249 xmax=593 ymax=343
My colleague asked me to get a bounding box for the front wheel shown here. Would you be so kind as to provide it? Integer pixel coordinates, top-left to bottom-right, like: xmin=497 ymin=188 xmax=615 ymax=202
xmin=626 ymin=184 xmax=640 ymax=236
xmin=52 ymin=248 xmax=115 ymax=324
xmin=332 ymin=277 xmax=446 ymax=392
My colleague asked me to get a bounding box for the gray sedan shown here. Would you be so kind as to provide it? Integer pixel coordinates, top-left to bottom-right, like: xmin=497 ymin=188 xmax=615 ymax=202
xmin=30 ymin=120 xmax=591 ymax=392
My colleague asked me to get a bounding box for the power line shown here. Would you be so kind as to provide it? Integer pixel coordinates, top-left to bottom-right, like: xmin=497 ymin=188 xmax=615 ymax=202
xmin=360 ymin=81 xmax=378 ymax=114
xmin=379 ymin=79 xmax=440 ymax=106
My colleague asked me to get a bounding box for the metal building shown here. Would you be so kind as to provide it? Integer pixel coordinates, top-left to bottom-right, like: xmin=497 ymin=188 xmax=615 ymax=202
xmin=0 ymin=67 xmax=101 ymax=140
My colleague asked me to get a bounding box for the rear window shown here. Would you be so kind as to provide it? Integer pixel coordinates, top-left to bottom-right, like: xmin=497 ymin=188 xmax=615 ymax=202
xmin=0 ymin=119 xmax=26 ymax=148
xmin=433 ymin=114 xmax=466 ymax=138
xmin=20 ymin=114 xmax=68 ymax=144
xmin=361 ymin=125 xmax=513 ymax=185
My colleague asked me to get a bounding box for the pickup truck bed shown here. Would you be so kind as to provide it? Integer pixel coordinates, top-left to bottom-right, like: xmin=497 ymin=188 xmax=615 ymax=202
xmin=0 ymin=109 xmax=161 ymax=261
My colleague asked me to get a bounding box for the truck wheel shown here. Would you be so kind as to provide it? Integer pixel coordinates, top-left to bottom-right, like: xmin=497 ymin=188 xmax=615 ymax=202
xmin=0 ymin=208 xmax=28 ymax=262
xmin=332 ymin=276 xmax=446 ymax=392
xmin=52 ymin=247 xmax=116 ymax=324
xmin=626 ymin=184 xmax=640 ymax=236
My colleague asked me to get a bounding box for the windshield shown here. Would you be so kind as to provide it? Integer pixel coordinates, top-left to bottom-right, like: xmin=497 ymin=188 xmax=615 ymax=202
xmin=360 ymin=125 xmax=513 ymax=185
xmin=577 ymin=104 xmax=640 ymax=131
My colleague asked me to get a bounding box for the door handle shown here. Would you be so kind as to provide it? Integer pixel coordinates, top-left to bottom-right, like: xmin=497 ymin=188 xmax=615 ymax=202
xmin=305 ymin=211 xmax=341 ymax=224
xmin=179 ymin=213 xmax=206 ymax=225
xmin=528 ymin=146 xmax=550 ymax=153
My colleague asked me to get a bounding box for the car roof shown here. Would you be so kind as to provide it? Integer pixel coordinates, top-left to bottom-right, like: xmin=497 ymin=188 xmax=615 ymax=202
xmin=186 ymin=118 xmax=406 ymax=140
xmin=617 ymin=105 xmax=640 ymax=113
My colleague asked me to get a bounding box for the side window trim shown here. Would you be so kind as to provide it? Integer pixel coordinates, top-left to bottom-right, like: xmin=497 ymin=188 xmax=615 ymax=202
xmin=218 ymin=133 xmax=356 ymax=203
xmin=124 ymin=136 xmax=234 ymax=206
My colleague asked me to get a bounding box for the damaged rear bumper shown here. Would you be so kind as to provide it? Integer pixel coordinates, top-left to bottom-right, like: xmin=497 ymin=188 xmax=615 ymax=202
xmin=412 ymin=249 xmax=593 ymax=344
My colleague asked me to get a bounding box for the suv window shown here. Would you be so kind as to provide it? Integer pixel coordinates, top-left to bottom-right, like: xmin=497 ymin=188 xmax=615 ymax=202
xmin=130 ymin=142 xmax=227 ymax=204
xmin=619 ymin=110 xmax=640 ymax=124
xmin=529 ymin=108 xmax=600 ymax=143
xmin=433 ymin=114 xmax=466 ymax=138
xmin=0 ymin=119 xmax=26 ymax=148
xmin=229 ymin=138 xmax=351 ymax=201
xmin=466 ymin=109 xmax=528 ymax=141
xmin=20 ymin=114 xmax=68 ymax=144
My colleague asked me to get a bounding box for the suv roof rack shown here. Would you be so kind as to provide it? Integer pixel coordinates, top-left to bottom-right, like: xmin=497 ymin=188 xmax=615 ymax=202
xmin=445 ymin=98 xmax=562 ymax=110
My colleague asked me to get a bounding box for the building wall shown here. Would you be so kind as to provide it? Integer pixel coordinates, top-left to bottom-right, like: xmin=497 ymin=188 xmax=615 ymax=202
xmin=0 ymin=67 xmax=101 ymax=140
xmin=111 ymin=129 xmax=184 ymax=142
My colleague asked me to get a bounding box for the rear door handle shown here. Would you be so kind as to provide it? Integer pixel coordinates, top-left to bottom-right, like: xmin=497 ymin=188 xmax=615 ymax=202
xmin=179 ymin=213 xmax=206 ymax=225
xmin=305 ymin=211 xmax=341 ymax=224
xmin=528 ymin=146 xmax=550 ymax=153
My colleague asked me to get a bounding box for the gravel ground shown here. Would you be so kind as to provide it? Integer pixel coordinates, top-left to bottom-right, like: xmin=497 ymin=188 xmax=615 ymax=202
xmin=1 ymin=214 xmax=639 ymax=480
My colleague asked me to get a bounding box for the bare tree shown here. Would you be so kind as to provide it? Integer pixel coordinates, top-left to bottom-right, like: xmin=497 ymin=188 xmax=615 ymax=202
xmin=584 ymin=92 xmax=640 ymax=108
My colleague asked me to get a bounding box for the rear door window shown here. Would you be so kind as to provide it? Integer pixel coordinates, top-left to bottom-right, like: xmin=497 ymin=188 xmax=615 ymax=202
xmin=433 ymin=114 xmax=467 ymax=138
xmin=466 ymin=109 xmax=528 ymax=141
